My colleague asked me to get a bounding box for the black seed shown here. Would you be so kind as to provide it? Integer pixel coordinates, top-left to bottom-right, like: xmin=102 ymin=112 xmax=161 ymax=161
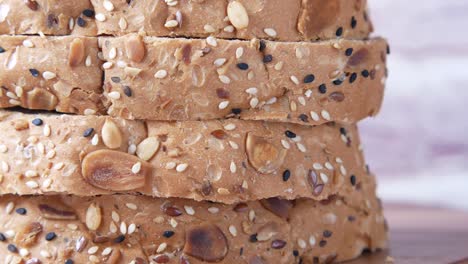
xmin=236 ymin=63 xmax=249 ymax=70
xmin=0 ymin=233 xmax=6 ymax=241
xmin=319 ymin=240 xmax=327 ymax=247
xmin=259 ymin=40 xmax=266 ymax=52
xmin=65 ymin=259 xmax=74 ymax=264
xmin=323 ymin=230 xmax=333 ymax=238
xmin=345 ymin=48 xmax=354 ymax=56
xmin=361 ymin=69 xmax=370 ymax=78
xmin=240 ymin=247 xmax=244 ymax=256
xmin=83 ymin=128 xmax=94 ymax=137
xmin=349 ymin=72 xmax=357 ymax=83
xmin=0 ymin=47 xmax=5 ymax=53
xmin=114 ymin=235 xmax=125 ymax=243
xmin=366 ymin=164 xmax=370 ymax=174
xmin=299 ymin=114 xmax=308 ymax=122
xmin=163 ymin=231 xmax=174 ymax=238
xmin=29 ymin=68 xmax=40 ymax=77
xmin=15 ymin=208 xmax=27 ymax=215
xmin=123 ymin=86 xmax=132 ymax=97
xmin=351 ymin=16 xmax=357 ymax=28
xmin=348 ymin=215 xmax=356 ymax=222
xmin=77 ymin=17 xmax=86 ymax=27
xmin=318 ymin=84 xmax=327 ymax=94
xmin=350 ymin=175 xmax=357 ymax=186
xmin=32 ymin=118 xmax=43 ymax=126
xmin=263 ymin=54 xmax=273 ymax=63
xmin=285 ymin=130 xmax=296 ymax=138
xmin=333 ymin=79 xmax=343 ymax=85
xmin=249 ymin=234 xmax=258 ymax=243
xmin=82 ymin=9 xmax=95 ymax=18
xmin=231 ymin=108 xmax=242 ymax=115
xmin=303 ymin=74 xmax=315 ymax=84
xmin=45 ymin=232 xmax=57 ymax=241
xmin=340 ymin=127 xmax=347 ymax=135
xmin=293 ymin=250 xmax=299 ymax=257
xmin=7 ymin=244 xmax=17 ymax=253
xmin=283 ymin=170 xmax=291 ymax=182
xmin=336 ymin=27 xmax=343 ymax=37
xmin=111 ymin=76 xmax=121 ymax=83
xmin=386 ymin=45 xmax=391 ymax=54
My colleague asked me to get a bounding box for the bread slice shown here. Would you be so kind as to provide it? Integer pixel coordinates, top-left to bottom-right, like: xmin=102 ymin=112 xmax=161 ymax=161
xmin=0 ymin=0 xmax=97 ymax=36
xmin=0 ymin=110 xmax=371 ymax=204
xmin=92 ymin=0 xmax=373 ymax=41
xmin=101 ymin=35 xmax=387 ymax=125
xmin=0 ymin=36 xmax=104 ymax=115
xmin=0 ymin=176 xmax=386 ymax=263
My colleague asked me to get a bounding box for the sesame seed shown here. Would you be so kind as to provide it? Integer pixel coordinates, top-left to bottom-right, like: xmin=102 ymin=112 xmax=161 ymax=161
xmin=32 ymin=118 xmax=43 ymax=126
xmin=43 ymin=124 xmax=51 ymax=137
xmin=184 ymin=205 xmax=195 ymax=215
xmin=26 ymin=181 xmax=39 ymax=189
xmin=95 ymin=13 xmax=106 ymax=21
xmin=249 ymin=97 xmax=259 ymax=108
xmin=236 ymin=63 xmax=249 ymax=70
xmin=128 ymin=223 xmax=136 ymax=234
xmin=264 ymin=28 xmax=277 ymax=37
xmin=82 ymin=9 xmax=95 ymax=18
xmin=297 ymin=143 xmax=306 ymax=153
xmin=15 ymin=208 xmax=27 ymax=215
xmin=318 ymin=84 xmax=327 ymax=94
xmin=320 ymin=173 xmax=329 ymax=184
xmin=263 ymin=54 xmax=273 ymax=63
xmin=163 ymin=231 xmax=175 ymax=238
xmin=213 ymin=58 xmax=227 ymax=66
xmin=336 ymin=27 xmax=343 ymax=37
xmin=333 ymin=79 xmax=342 ymax=85
xmin=218 ymin=101 xmax=230 ymax=110
xmin=349 ymin=72 xmax=357 ymax=83
xmin=42 ymin=71 xmax=56 ymax=80
xmin=235 ymin=47 xmax=244 ymax=59
xmin=229 ymin=225 xmax=238 ymax=237
xmin=176 ymin=163 xmax=188 ymax=172
xmin=0 ymin=233 xmax=5 ymax=241
xmin=361 ymin=70 xmax=370 ymax=78
xmin=131 ymin=162 xmax=142 ymax=174
xmin=23 ymin=40 xmax=34 ymax=48
xmin=154 ymin=70 xmax=168 ymax=79
xmin=103 ymin=0 xmax=114 ymax=11
xmin=309 ymin=235 xmax=316 ymax=246
xmin=91 ymin=134 xmax=99 ymax=145
xmin=282 ymin=170 xmax=291 ymax=182
xmin=7 ymin=244 xmax=18 ymax=253
xmin=350 ymin=175 xmax=357 ymax=186
xmin=319 ymin=240 xmax=327 ymax=247
xmin=77 ymin=17 xmax=86 ymax=27
xmin=386 ymin=45 xmax=391 ymax=54
xmin=224 ymin=25 xmax=234 ymax=32
xmin=114 ymin=235 xmax=125 ymax=243
xmin=298 ymin=239 xmax=307 ymax=249
xmin=351 ymin=16 xmax=357 ymax=28
xmin=290 ymin=75 xmax=300 ymax=85
xmin=206 ymin=36 xmax=218 ymax=46
xmin=108 ymin=47 xmax=117 ymax=59
xmin=123 ymin=86 xmax=132 ymax=97
xmin=245 ymin=87 xmax=258 ymax=94
xmin=304 ymin=74 xmax=315 ymax=83
xmin=108 ymin=91 xmax=121 ymax=100
xmin=285 ymin=130 xmax=296 ymax=138
xmin=29 ymin=69 xmax=39 ymax=77
xmin=165 ymin=19 xmax=179 ymax=28
xmin=321 ymin=110 xmax=331 ymax=121
xmin=219 ymin=75 xmax=231 ymax=84
xmin=231 ymin=108 xmax=241 ymax=115
xmin=259 ymin=40 xmax=266 ymax=51
xmin=83 ymin=128 xmax=94 ymax=137
xmin=204 ymin=24 xmax=216 ymax=33
xmin=102 ymin=247 xmax=113 ymax=256
xmin=0 ymin=47 xmax=5 ymax=53
xmin=345 ymin=48 xmax=354 ymax=56
xmin=310 ymin=111 xmax=320 ymax=121
xmin=45 ymin=232 xmax=56 ymax=241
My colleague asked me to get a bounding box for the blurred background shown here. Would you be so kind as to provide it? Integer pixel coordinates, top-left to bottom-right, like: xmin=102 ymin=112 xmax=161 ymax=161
xmin=362 ymin=0 xmax=468 ymax=210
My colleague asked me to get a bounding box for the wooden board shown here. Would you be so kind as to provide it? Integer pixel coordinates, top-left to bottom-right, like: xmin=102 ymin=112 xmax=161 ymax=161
xmin=346 ymin=204 xmax=468 ymax=264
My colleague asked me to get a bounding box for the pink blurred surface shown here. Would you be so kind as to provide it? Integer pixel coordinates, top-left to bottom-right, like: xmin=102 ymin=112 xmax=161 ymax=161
xmin=362 ymin=0 xmax=468 ymax=209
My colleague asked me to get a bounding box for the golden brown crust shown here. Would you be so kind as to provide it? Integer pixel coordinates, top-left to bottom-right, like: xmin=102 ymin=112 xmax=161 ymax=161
xmin=101 ymin=36 xmax=387 ymax=125
xmin=0 ymin=36 xmax=104 ymax=115
xmin=0 ymin=0 xmax=97 ymax=36
xmin=0 ymin=110 xmax=371 ymax=204
xmin=0 ymin=179 xmax=387 ymax=263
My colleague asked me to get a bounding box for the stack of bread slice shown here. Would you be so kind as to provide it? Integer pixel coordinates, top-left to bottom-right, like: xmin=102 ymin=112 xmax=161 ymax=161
xmin=0 ymin=0 xmax=389 ymax=263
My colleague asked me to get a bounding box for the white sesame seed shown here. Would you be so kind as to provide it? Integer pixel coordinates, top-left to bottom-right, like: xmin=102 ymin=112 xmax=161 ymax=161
xmin=42 ymin=178 xmax=52 ymax=188
xmin=298 ymin=238 xmax=307 ymax=249
xmin=325 ymin=162 xmax=334 ymax=170
xmin=224 ymin=123 xmax=236 ymax=130
xmin=15 ymin=86 xmax=23 ymax=97
xmin=245 ymin=87 xmax=258 ymax=95
xmin=320 ymin=173 xmax=329 ymax=184
xmin=208 ymin=207 xmax=219 ymax=214
xmin=204 ymin=24 xmax=216 ymax=33
xmin=108 ymin=91 xmax=121 ymax=100
xmin=218 ymin=100 xmax=230 ymax=110
xmin=217 ymin=188 xmax=230 ymax=195
xmin=96 ymin=13 xmax=107 ymax=22
xmin=128 ymin=144 xmax=137 ymax=155
xmin=40 ymin=250 xmax=51 ymax=258
xmin=206 ymin=36 xmax=217 ymax=46
xmin=117 ymin=60 xmax=127 ymax=68
xmin=128 ymin=223 xmax=136 ymax=234
xmin=53 ymin=162 xmax=65 ymax=171
xmin=219 ymin=75 xmax=231 ymax=84
xmin=109 ymin=222 xmax=117 ymax=233
xmin=102 ymin=62 xmax=113 ymax=69
xmin=154 ymin=69 xmax=168 ymax=79
xmin=184 ymin=205 xmax=195 ymax=215
xmin=176 ymin=163 xmax=188 ymax=172
xmin=119 ymin=17 xmax=128 ymax=30
xmin=229 ymin=225 xmax=238 ymax=237
xmin=131 ymin=162 xmax=142 ymax=174
xmin=242 ymin=180 xmax=248 ymax=189
xmin=88 ymin=246 xmax=99 ymax=255
xmin=297 ymin=143 xmax=306 ymax=153
xmin=5 ymin=202 xmax=15 ymax=214
xmin=165 ymin=162 xmax=177 ymax=170
xmin=340 ymin=165 xmax=347 ymax=176
xmin=298 ymin=96 xmax=306 ymax=106
xmin=19 ymin=248 xmax=29 ymax=257
xmin=26 ymin=181 xmax=39 ymax=189
xmin=125 ymin=203 xmax=137 ymax=210
xmin=164 ymin=19 xmax=179 ymax=28
xmin=120 ymin=222 xmax=127 ymax=234
xmin=281 ymin=139 xmax=291 ymax=149
xmin=69 ymin=18 xmax=75 ymax=30
xmin=235 ymin=47 xmax=244 ymax=59
xmin=305 ymin=89 xmax=313 ymax=98
xmin=102 ymin=247 xmax=113 ymax=256
xmin=91 ymin=134 xmax=99 ymax=146
xmin=213 ymin=58 xmax=227 ymax=66
xmin=112 ymin=211 xmax=120 ymax=222
xmin=0 ymin=145 xmax=8 ymax=153
xmin=23 ymin=39 xmax=34 ymax=48
xmin=9 ymin=99 xmax=21 ymax=105
xmin=290 ymin=75 xmax=300 ymax=85
xmin=42 ymin=71 xmax=56 ymax=80
xmin=321 ymin=110 xmax=331 ymax=121
xmin=230 ymin=161 xmax=237 ymax=173
xmin=108 ymin=47 xmax=117 ymax=59
xmin=228 ymin=141 xmax=239 ymax=149
xmin=67 ymin=224 xmax=78 ymax=230
xmin=264 ymin=28 xmax=277 ymax=37
xmin=323 ymin=213 xmax=337 ymax=224
xmin=274 ymin=61 xmax=284 ymax=71
xmin=85 ymin=55 xmax=92 ymax=67
xmin=266 ymin=97 xmax=277 ymax=105
xmin=313 ymin=163 xmax=323 ymax=170
xmin=309 ymin=235 xmax=316 ymax=247
xmin=157 ymin=243 xmax=167 ymax=253
xmin=43 ymin=124 xmax=51 ymax=137
xmin=6 ymin=92 xmax=18 ymax=99
xmin=290 ymin=100 xmax=297 ymax=111
xmin=46 ymin=150 xmax=56 ymax=159
xmin=249 ymin=97 xmax=259 ymax=108
xmin=310 ymin=111 xmax=320 ymax=121
xmin=103 ymin=0 xmax=114 ymax=11
xmin=336 ymin=157 xmax=343 ymax=163
xmin=170 ymin=218 xmax=178 ymax=228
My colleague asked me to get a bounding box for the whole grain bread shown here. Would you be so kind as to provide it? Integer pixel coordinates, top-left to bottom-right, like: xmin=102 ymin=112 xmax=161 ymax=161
xmin=0 ymin=180 xmax=387 ymax=263
xmin=91 ymin=0 xmax=373 ymax=41
xmin=0 ymin=110 xmax=371 ymax=204
xmin=101 ymin=35 xmax=387 ymax=125
xmin=0 ymin=36 xmax=104 ymax=115
xmin=0 ymin=0 xmax=97 ymax=36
